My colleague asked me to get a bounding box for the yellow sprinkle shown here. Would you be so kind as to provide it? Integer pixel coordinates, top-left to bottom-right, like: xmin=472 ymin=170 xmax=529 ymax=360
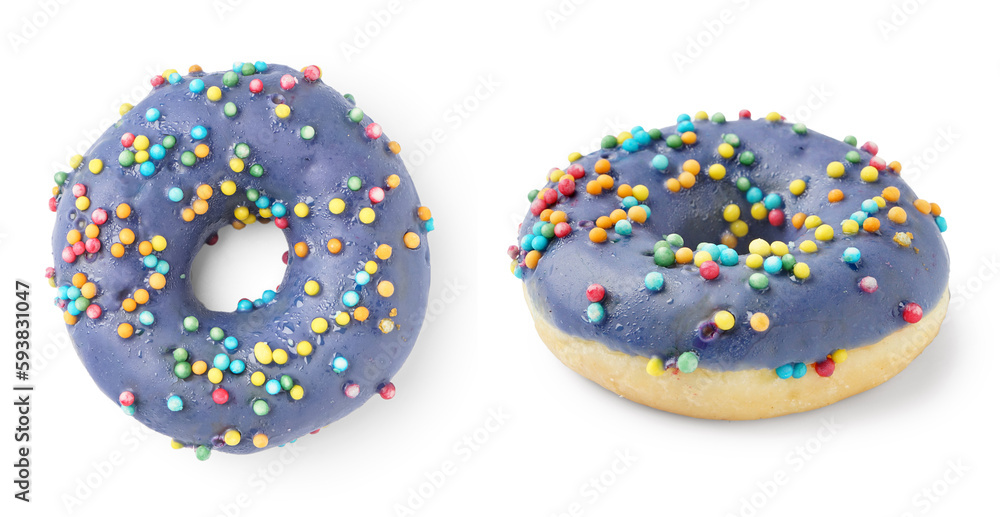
xmin=221 ymin=180 xmax=237 ymax=196
xmin=151 ymin=235 xmax=167 ymax=251
xmin=789 ymin=179 xmax=806 ymax=196
xmin=708 ymin=164 xmax=726 ymax=180
xmin=745 ymin=253 xmax=764 ymax=269
xmin=793 ymin=262 xmax=811 ymax=279
xmin=714 ymin=311 xmax=735 ymax=331
xmin=296 ymin=341 xmax=313 ymax=356
xmin=548 ymin=169 xmax=563 ymax=182
xmin=229 ymin=158 xmax=245 ymax=172
xmin=750 ymin=202 xmax=767 ymax=220
xmin=770 ymin=241 xmax=789 ymax=256
xmin=814 ymin=224 xmax=834 ymax=241
xmin=723 ymin=204 xmax=741 ymax=222
xmin=568 ymin=152 xmax=583 ymax=162
xmin=826 ymin=162 xmax=845 ymax=178
xmin=88 ymin=159 xmax=103 ymax=174
xmin=224 ymin=430 xmax=241 ymax=446
xmin=304 ymin=280 xmax=320 ymax=296
xmin=804 ymin=215 xmax=823 ymax=229
xmin=799 ymin=240 xmax=818 ymax=253
xmin=206 ymin=86 xmax=222 ymax=102
xmin=207 ymin=368 xmax=224 ymax=384
xmin=359 ymin=207 xmax=376 ymax=224
xmin=234 ymin=206 xmax=249 ymax=220
xmin=365 ymin=261 xmax=378 ymax=275
xmin=831 ymin=349 xmax=847 ymax=363
xmin=694 ymin=111 xmax=709 ymax=120
xmin=616 ymin=131 xmax=633 ymax=144
xmin=693 ymin=250 xmax=712 ymax=267
xmin=842 ymin=219 xmax=859 ymax=235
xmin=118 ymin=104 xmax=133 ymax=116
xmin=275 ymin=104 xmax=291 ymax=118
xmin=75 ymin=196 xmax=90 ymax=211
xmin=334 ymin=312 xmax=350 ymax=326
xmin=646 ymin=356 xmax=666 ymax=376
xmin=250 ymin=371 xmax=266 ymax=386
xmin=311 ymin=317 xmax=329 ymax=333
xmin=135 ymin=150 xmax=149 ymax=163
xmin=170 ymin=439 xmax=183 ymax=449
xmin=748 ymin=238 xmax=771 ymax=257
xmin=632 ymin=185 xmax=649 ymax=202
xmin=328 ymin=198 xmax=346 ymax=214
xmin=860 ymin=166 xmax=878 ymax=183
xmin=289 ymin=385 xmax=304 ymax=400
xmin=765 ymin=111 xmax=782 ymax=122
xmin=729 ymin=220 xmax=748 ymax=237
xmin=717 ymin=143 xmax=734 ymax=159
xmin=872 ymin=196 xmax=886 ymax=208
xmin=272 ymin=349 xmax=288 ymax=365
xmin=133 ymin=135 xmax=150 ymax=151
xmin=254 ymin=342 xmax=273 ymax=364
xmin=294 ymin=202 xmax=309 ymax=217
xmin=259 ymin=207 xmax=273 ymax=218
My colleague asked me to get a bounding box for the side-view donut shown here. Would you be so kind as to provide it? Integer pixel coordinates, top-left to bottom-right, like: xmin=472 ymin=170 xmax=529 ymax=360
xmin=47 ymin=62 xmax=433 ymax=457
xmin=510 ymin=110 xmax=948 ymax=420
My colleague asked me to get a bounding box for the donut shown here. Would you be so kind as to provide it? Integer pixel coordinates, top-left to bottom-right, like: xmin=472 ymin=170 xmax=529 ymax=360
xmin=46 ymin=62 xmax=433 ymax=457
xmin=510 ymin=110 xmax=949 ymax=420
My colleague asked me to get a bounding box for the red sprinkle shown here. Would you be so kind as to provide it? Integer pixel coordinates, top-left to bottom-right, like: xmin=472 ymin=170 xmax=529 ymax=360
xmin=815 ymin=358 xmax=835 ymax=377
xmin=699 ymin=260 xmax=720 ymax=280
xmin=378 ymin=382 xmax=396 ymax=400
xmin=543 ymin=189 xmax=558 ymax=205
xmin=869 ymin=156 xmax=886 ymax=171
xmin=72 ymin=241 xmax=86 ymax=256
xmin=567 ymin=163 xmax=586 ymax=179
xmin=91 ymin=208 xmax=108 ymax=225
xmin=212 ymin=388 xmax=229 ymax=405
xmin=249 ymin=78 xmax=263 ymax=94
xmin=529 ymin=198 xmax=546 ymax=216
xmin=739 ymin=109 xmax=751 ymax=119
xmin=369 ymin=187 xmax=385 ymax=204
xmin=860 ymin=141 xmax=879 ymax=155
xmin=281 ymin=251 xmax=289 ymax=264
xmin=150 ymin=75 xmax=165 ymax=87
xmin=72 ymin=184 xmax=87 ymax=197
xmin=302 ymin=65 xmax=321 ymax=82
xmin=86 ymin=304 xmax=103 ymax=319
xmin=557 ymin=177 xmax=575 ymax=196
xmin=85 ymin=238 xmax=101 ymax=254
xmin=61 ymin=246 xmax=76 ymax=263
xmin=121 ymin=133 xmax=135 ymax=147
xmin=768 ymin=209 xmax=785 ymax=227
xmin=205 ymin=233 xmax=218 ymax=246
xmin=586 ymin=283 xmax=606 ymax=302
xmin=48 ymin=197 xmax=58 ymax=212
xmin=902 ymin=302 xmax=923 ymax=323
xmin=554 ymin=222 xmax=571 ymax=238
xmin=119 ymin=391 xmax=134 ymax=406
xmin=859 ymin=276 xmax=878 ymax=293
xmin=364 ymin=123 xmax=382 ymax=139
xmin=274 ymin=217 xmax=289 ymax=229
xmin=279 ymin=74 xmax=297 ymax=90
xmin=343 ymin=383 xmax=360 ymax=398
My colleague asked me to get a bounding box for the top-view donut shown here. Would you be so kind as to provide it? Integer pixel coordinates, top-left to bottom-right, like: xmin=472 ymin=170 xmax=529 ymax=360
xmin=510 ymin=110 xmax=948 ymax=420
xmin=47 ymin=62 xmax=433 ymax=457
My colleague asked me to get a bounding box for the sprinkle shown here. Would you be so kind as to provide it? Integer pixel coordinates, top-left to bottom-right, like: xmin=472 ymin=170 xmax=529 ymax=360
xmin=831 ymin=349 xmax=848 ymax=363
xmin=676 ymin=351 xmax=698 ymax=373
xmin=902 ymin=302 xmax=923 ymax=323
xmin=859 ymin=276 xmax=878 ymax=293
xmin=403 ymin=232 xmax=421 ymax=249
xmin=644 ymin=272 xmax=665 ymax=292
xmin=887 ymin=206 xmax=907 ymax=224
xmin=586 ymin=302 xmax=605 ymax=323
xmin=254 ymin=342 xmax=273 ymax=364
xmin=750 ymin=312 xmax=770 ymax=331
xmin=167 ymin=395 xmax=183 ymax=412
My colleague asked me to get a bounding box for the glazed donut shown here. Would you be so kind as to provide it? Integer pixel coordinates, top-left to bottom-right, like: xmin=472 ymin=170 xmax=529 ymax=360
xmin=511 ymin=110 xmax=949 ymax=420
xmin=47 ymin=62 xmax=433 ymax=457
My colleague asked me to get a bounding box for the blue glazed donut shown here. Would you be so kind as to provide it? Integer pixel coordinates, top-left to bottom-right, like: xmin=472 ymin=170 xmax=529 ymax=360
xmin=511 ymin=110 xmax=949 ymax=419
xmin=48 ymin=62 xmax=433 ymax=457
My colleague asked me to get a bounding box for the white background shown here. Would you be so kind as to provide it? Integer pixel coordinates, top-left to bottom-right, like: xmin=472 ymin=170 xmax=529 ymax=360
xmin=2 ymin=0 xmax=996 ymax=516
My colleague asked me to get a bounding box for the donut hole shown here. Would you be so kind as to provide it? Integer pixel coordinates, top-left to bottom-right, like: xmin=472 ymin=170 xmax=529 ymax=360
xmin=189 ymin=223 xmax=289 ymax=312
xmin=269 ymin=94 xmax=285 ymax=105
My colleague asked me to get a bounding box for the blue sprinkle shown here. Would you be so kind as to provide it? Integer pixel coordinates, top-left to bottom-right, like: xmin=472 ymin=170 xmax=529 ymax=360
xmin=342 ymin=290 xmax=360 ymax=307
xmin=532 ymin=221 xmax=546 ymax=235
xmin=355 ymin=271 xmax=371 ymax=285
xmin=168 ymin=187 xmax=184 ymax=202
xmin=138 ymin=310 xmax=154 ymax=325
xmin=167 ymin=395 xmax=183 ymax=412
xmin=139 ymin=161 xmax=156 ymax=177
xmin=586 ymin=302 xmax=605 ymax=323
xmin=155 ymin=260 xmax=170 ymax=275
xmin=262 ymin=290 xmax=276 ymax=303
xmin=149 ymin=144 xmax=166 ymax=160
xmin=531 ymin=235 xmax=549 ymax=251
xmin=189 ymin=79 xmax=205 ymax=93
xmin=57 ymin=285 xmax=69 ymax=299
xmin=614 ymin=220 xmax=632 ymax=236
xmin=792 ymin=362 xmax=807 ymax=378
xmin=145 ymin=108 xmax=160 ymax=122
xmin=935 ymin=216 xmax=947 ymax=232
xmin=66 ymin=304 xmax=82 ymax=316
xmin=622 ymin=196 xmax=638 ymax=209
xmin=213 ymin=353 xmax=231 ymax=370
xmin=763 ymin=256 xmax=783 ymax=274
xmin=265 ymin=379 xmax=282 ymax=395
xmin=121 ymin=404 xmax=136 ymax=416
xmin=651 ymin=154 xmax=669 ymax=171
xmin=644 ymin=272 xmax=665 ymax=292
xmin=66 ymin=286 xmax=81 ymax=300
xmin=331 ymin=355 xmax=349 ymax=373
xmin=229 ymin=359 xmax=246 ymax=374
xmin=223 ymin=336 xmax=239 ymax=351
xmin=622 ymin=139 xmax=639 ymax=152
xmin=167 ymin=72 xmax=182 ymax=84
xmin=255 ymin=196 xmax=271 ymax=209
xmin=630 ymin=125 xmax=645 ymax=134
xmin=850 ymin=211 xmax=867 ymax=225
xmin=763 ymin=193 xmax=783 ymax=210
xmin=254 ymin=61 xmax=268 ymax=72
xmin=776 ymin=364 xmax=793 ymax=379
xmin=513 ymin=267 xmax=523 ymax=279
xmin=703 ymin=244 xmax=721 ymax=261
xmin=633 ymin=131 xmax=651 ymax=145
xmin=720 ymin=248 xmax=739 ymax=267
xmin=236 ymin=299 xmax=254 ymax=313
xmin=640 ymin=205 xmax=652 ymax=218
xmin=676 ymin=113 xmax=691 ymax=123
xmin=270 ymin=203 xmax=287 ymax=218
xmin=190 ymin=125 xmax=208 ymax=140
xmin=520 ymin=234 xmax=534 ymax=251
xmin=746 ymin=187 xmax=763 ymax=204
xmin=232 ymin=62 xmax=243 ymax=72
xmin=861 ymin=199 xmax=878 ymax=214
xmin=253 ymin=298 xmax=264 ymax=308
xmin=143 ymin=255 xmax=159 ymax=268
xmin=677 ymin=120 xmax=695 ymax=133
xmin=425 ymin=218 xmax=435 ymax=232
xmin=842 ymin=247 xmax=861 ymax=264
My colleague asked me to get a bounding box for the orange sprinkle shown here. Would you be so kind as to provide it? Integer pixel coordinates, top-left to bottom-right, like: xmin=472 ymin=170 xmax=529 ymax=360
xmin=675 ymin=247 xmax=694 ymax=264
xmin=138 ymin=241 xmax=153 ymax=256
xmin=627 ymin=206 xmax=647 ymax=224
xmin=539 ymin=209 xmax=553 ymax=222
xmin=586 ymin=180 xmax=601 ymax=195
xmin=913 ymin=199 xmax=931 ymax=214
xmin=231 ymin=220 xmax=246 ymax=230
xmin=181 ymin=208 xmax=196 ymax=222
xmin=253 ymin=434 xmax=269 ymax=448
xmin=596 ymin=174 xmax=614 ymax=190
xmin=188 ymin=64 xmax=203 ymax=73
xmin=63 ymin=312 xmax=78 ymax=325
xmin=66 ymin=229 xmax=82 ymax=244
xmin=888 ymin=161 xmax=902 ymax=173
xmin=375 ymin=244 xmax=392 ymax=260
xmin=403 ymin=232 xmax=420 ymax=249
xmin=353 ymin=307 xmax=370 ymax=321
xmin=192 ymin=199 xmax=209 ymax=215
xmin=85 ymin=224 xmax=100 ymax=239
xmin=720 ymin=232 xmax=737 ymax=249
xmin=549 ymin=211 xmax=568 ymax=224
xmin=194 ymin=144 xmax=210 ymax=158
xmin=377 ymin=281 xmax=395 ymax=297
xmin=887 ymin=206 xmax=907 ymax=224
xmin=863 ymin=217 xmax=881 ymax=233
xmin=678 ymin=172 xmax=696 ymax=189
xmin=609 ymin=209 xmax=627 ymax=223
xmin=117 ymin=323 xmax=133 ymax=339
xmin=122 ymin=298 xmax=137 ymax=312
xmin=665 ymin=178 xmax=681 ymax=192
xmin=525 ymin=250 xmax=541 ymax=268
xmin=930 ymin=202 xmax=941 ymax=216
xmin=791 ymin=212 xmax=807 ymax=229
xmin=80 ymin=282 xmax=97 ymax=299
xmin=682 ymin=159 xmax=701 ymax=174
xmin=750 ymin=312 xmax=770 ymax=332
xmin=595 ymin=216 xmax=613 ymax=229
xmin=680 ymin=131 xmax=697 ymax=145
xmin=594 ymin=159 xmax=611 ymax=174
xmin=133 ymin=289 xmax=150 ymax=305
xmin=119 ymin=228 xmax=135 ymax=245
xmin=294 ymin=242 xmax=309 ymax=257
xmin=388 ymin=141 xmax=402 ymax=155
xmin=191 ymin=361 xmax=208 ymax=375
xmin=196 ymin=184 xmax=214 ymax=199
xmin=72 ymin=272 xmax=88 ymax=288
xmin=588 ymin=228 xmax=607 ymax=243
xmin=617 ymin=184 xmax=633 ymax=198
xmin=417 ymin=206 xmax=432 ymax=221
xmin=327 ymin=238 xmax=342 ymax=254
xmin=149 ymin=273 xmax=166 ymax=290
xmin=827 ymin=189 xmax=844 ymax=203
xmin=386 ymin=174 xmax=401 ymax=188
xmin=881 ymin=186 xmax=900 ymax=203
xmin=116 ymin=203 xmax=131 ymax=219
xmin=111 ymin=243 xmax=125 ymax=257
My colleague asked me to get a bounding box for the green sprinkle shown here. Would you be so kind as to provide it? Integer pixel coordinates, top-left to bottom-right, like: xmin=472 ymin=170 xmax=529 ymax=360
xmin=279 ymin=375 xmax=294 ymax=391
xmin=748 ymin=272 xmax=769 ymax=290
xmin=654 ymin=246 xmax=675 ymax=267
xmin=300 ymin=125 xmax=315 ymax=140
xmin=248 ymin=164 xmax=264 ymax=178
xmin=173 ymin=348 xmax=189 ymax=362
xmin=343 ymin=93 xmax=356 ymax=105
xmin=781 ymin=254 xmax=797 ymax=271
xmin=74 ymin=297 xmax=90 ymax=311
xmin=240 ymin=62 xmax=256 ymax=76
xmin=711 ymin=112 xmax=726 ymax=123
xmin=347 ymin=176 xmax=362 ymax=191
xmin=162 ymin=135 xmax=176 ymax=149
xmin=736 ymin=177 xmax=751 ymax=192
xmin=724 ymin=133 xmax=741 ymax=147
xmin=665 ymin=134 xmax=683 ymax=148
xmin=252 ymin=399 xmax=270 ymax=416
xmin=246 ymin=188 xmax=260 ymax=202
xmin=739 ymin=151 xmax=756 ymax=166
xmin=600 ymin=135 xmax=618 ymax=149
xmin=845 ymin=150 xmax=860 ymax=164
xmin=54 ymin=171 xmax=68 ymax=185
xmin=183 ymin=316 xmax=199 ymax=332
xmin=195 ymin=445 xmax=211 ymax=461
xmin=540 ymin=223 xmax=556 ymax=239
xmin=792 ymin=123 xmax=807 ymax=135
xmin=224 ymin=102 xmax=238 ymax=118
xmin=222 ymin=71 xmax=239 ymax=87
xmin=677 ymin=351 xmax=699 ymax=373
xmin=118 ymin=150 xmax=135 ymax=167
xmin=348 ymin=107 xmax=364 ymax=123
xmin=180 ymin=151 xmax=196 ymax=167
xmin=234 ymin=143 xmax=250 ymax=159
xmin=174 ymin=361 xmax=192 ymax=379
xmin=527 ymin=189 xmax=539 ymax=202
xmin=209 ymin=327 xmax=225 ymax=341
xmin=665 ymin=233 xmax=684 ymax=247
xmin=843 ymin=135 xmax=857 ymax=146
xmin=647 ymin=128 xmax=662 ymax=140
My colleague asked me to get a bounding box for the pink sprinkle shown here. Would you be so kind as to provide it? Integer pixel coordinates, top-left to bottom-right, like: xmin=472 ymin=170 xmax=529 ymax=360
xmin=869 ymin=156 xmax=886 ymax=171
xmin=364 ymin=123 xmax=382 ymax=140
xmin=860 ymin=141 xmax=879 ymax=155
xmin=859 ymin=276 xmax=878 ymax=293
xmin=44 ymin=267 xmax=55 ymax=279
xmin=280 ymin=74 xmax=297 ymax=90
xmin=121 ymin=133 xmax=135 ymax=147
xmin=543 ymin=189 xmax=558 ymax=204
xmin=554 ymin=222 xmax=571 ymax=238
xmin=369 ymin=187 xmax=385 ymax=204
xmin=506 ymin=245 xmax=519 ymax=260
xmin=86 ymin=304 xmax=103 ymax=319
xmin=529 ymin=198 xmax=546 ymax=216
xmin=344 ymin=383 xmax=360 ymax=398
xmin=91 ymin=208 xmax=108 ymax=225
xmin=61 ymin=246 xmax=76 ymax=263
xmin=72 ymin=184 xmax=86 ymax=198
xmin=378 ymin=382 xmax=396 ymax=400
xmin=249 ymin=78 xmax=263 ymax=94
xmin=119 ymin=391 xmax=134 ymax=406
xmin=567 ymin=164 xmax=585 ymax=179
xmin=85 ymin=238 xmax=101 ymax=254
xmin=302 ymin=65 xmax=321 ymax=82
xmin=557 ymin=177 xmax=575 ymax=196
xmin=72 ymin=241 xmax=86 ymax=256
xmin=586 ymin=283 xmax=605 ymax=303
xmin=48 ymin=197 xmax=58 ymax=212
